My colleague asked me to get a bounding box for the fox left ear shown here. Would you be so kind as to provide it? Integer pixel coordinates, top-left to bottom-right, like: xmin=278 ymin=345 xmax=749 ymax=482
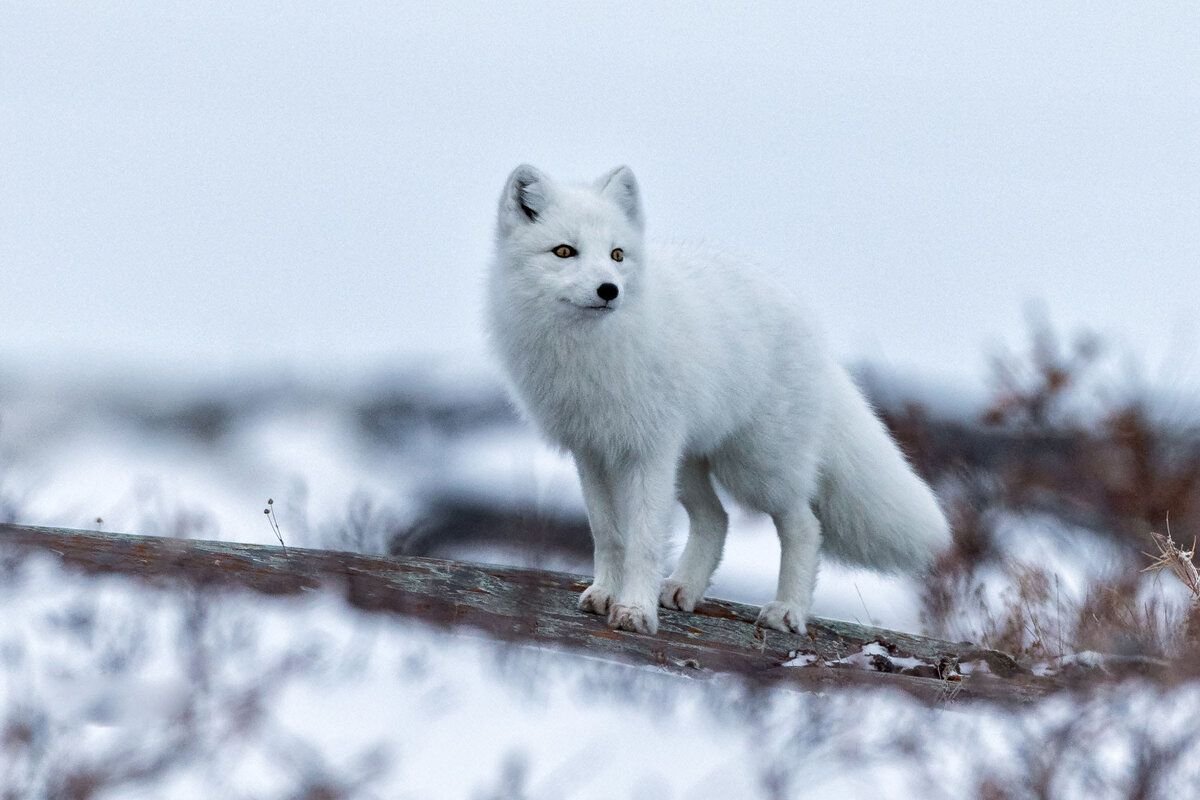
xmin=595 ymin=166 xmax=643 ymax=231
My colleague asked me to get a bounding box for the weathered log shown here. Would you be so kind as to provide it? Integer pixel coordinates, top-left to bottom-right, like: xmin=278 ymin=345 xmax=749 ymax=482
xmin=0 ymin=523 xmax=1051 ymax=703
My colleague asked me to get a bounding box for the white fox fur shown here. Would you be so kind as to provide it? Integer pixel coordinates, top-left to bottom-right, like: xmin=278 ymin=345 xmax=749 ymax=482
xmin=487 ymin=164 xmax=950 ymax=635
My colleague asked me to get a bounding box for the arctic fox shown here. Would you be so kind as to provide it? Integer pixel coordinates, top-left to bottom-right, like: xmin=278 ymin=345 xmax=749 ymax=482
xmin=487 ymin=164 xmax=950 ymax=635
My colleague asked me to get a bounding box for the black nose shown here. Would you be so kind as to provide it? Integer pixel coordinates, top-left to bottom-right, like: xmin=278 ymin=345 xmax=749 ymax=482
xmin=597 ymin=283 xmax=619 ymax=302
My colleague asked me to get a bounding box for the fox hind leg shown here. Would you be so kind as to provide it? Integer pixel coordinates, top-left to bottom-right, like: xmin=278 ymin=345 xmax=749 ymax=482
xmin=757 ymin=506 xmax=822 ymax=634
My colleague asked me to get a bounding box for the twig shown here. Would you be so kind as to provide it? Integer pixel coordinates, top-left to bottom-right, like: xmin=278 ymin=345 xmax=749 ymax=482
xmin=1142 ymin=517 xmax=1200 ymax=603
xmin=263 ymin=498 xmax=287 ymax=553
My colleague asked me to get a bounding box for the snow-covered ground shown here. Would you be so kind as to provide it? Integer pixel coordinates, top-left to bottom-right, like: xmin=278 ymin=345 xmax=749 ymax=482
xmin=2 ymin=365 xmax=1193 ymax=648
xmin=3 ymin=553 xmax=1200 ymax=800
xmin=4 ymin=367 xmax=1200 ymax=797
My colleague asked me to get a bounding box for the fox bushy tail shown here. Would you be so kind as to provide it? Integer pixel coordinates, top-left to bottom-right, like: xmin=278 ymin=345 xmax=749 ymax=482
xmin=814 ymin=368 xmax=951 ymax=573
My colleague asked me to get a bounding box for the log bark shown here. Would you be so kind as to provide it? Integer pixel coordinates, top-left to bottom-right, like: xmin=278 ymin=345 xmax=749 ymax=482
xmin=0 ymin=523 xmax=1051 ymax=703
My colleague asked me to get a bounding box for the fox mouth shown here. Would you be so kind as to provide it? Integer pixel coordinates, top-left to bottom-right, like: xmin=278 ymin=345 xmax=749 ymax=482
xmin=560 ymin=299 xmax=615 ymax=313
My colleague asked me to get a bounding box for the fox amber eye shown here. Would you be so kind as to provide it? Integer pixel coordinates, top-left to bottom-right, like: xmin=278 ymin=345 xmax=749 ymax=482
xmin=553 ymin=244 xmax=577 ymax=258
xmin=611 ymin=248 xmax=624 ymax=262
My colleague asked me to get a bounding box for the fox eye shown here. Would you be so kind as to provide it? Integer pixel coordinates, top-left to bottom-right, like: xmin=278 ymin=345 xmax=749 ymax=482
xmin=611 ymin=248 xmax=624 ymax=262
xmin=553 ymin=244 xmax=577 ymax=258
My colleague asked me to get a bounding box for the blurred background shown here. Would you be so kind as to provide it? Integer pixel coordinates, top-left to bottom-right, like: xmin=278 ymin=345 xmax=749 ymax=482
xmin=4 ymin=4 xmax=1200 ymax=797
xmin=3 ymin=0 xmax=1200 ymax=630
xmin=4 ymin=1 xmax=1200 ymax=626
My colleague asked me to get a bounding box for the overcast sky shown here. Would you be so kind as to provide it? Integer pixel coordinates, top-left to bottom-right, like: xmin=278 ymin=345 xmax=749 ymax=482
xmin=2 ymin=3 xmax=1198 ymax=393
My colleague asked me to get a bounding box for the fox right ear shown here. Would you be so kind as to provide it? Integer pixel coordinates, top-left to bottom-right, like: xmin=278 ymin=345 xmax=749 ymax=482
xmin=499 ymin=164 xmax=550 ymax=228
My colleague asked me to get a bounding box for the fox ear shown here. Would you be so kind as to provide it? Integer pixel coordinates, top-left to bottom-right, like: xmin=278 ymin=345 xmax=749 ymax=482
xmin=499 ymin=164 xmax=550 ymax=228
xmin=595 ymin=165 xmax=643 ymax=230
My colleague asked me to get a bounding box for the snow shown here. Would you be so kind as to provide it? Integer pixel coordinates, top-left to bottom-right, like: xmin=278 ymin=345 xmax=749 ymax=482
xmin=785 ymin=641 xmax=937 ymax=675
xmin=4 ymin=370 xmax=1200 ymax=795
xmin=928 ymin=509 xmax=1197 ymax=659
xmin=3 ymin=554 xmax=1200 ymax=798
xmin=783 ymin=652 xmax=820 ymax=668
xmin=958 ymin=659 xmax=993 ymax=677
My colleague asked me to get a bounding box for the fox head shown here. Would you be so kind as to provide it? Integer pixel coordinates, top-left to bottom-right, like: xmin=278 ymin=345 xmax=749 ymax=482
xmin=493 ymin=165 xmax=644 ymax=317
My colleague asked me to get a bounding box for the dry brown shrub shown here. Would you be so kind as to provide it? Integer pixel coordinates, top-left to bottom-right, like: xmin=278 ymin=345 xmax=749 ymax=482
xmin=898 ymin=313 xmax=1200 ymax=666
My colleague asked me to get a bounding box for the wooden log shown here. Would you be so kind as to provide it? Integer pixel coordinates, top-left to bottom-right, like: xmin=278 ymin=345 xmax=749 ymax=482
xmin=0 ymin=523 xmax=1050 ymax=703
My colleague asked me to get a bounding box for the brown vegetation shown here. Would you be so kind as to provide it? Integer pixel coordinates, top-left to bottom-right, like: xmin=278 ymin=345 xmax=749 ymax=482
xmin=882 ymin=315 xmax=1200 ymax=669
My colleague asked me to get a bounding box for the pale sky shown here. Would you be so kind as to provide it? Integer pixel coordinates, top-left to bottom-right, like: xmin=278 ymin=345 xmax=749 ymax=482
xmin=3 ymin=2 xmax=1198 ymax=393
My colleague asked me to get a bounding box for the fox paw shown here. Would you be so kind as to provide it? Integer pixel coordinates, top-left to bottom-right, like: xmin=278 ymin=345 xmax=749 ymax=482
xmin=578 ymin=584 xmax=615 ymax=616
xmin=608 ymin=603 xmax=658 ymax=635
xmin=756 ymin=600 xmax=809 ymax=634
xmin=659 ymin=578 xmax=704 ymax=612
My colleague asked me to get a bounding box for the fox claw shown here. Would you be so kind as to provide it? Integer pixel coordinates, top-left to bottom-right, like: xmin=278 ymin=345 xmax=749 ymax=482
xmin=578 ymin=584 xmax=615 ymax=615
xmin=607 ymin=603 xmax=658 ymax=635
xmin=658 ymin=578 xmax=703 ymax=612
xmin=756 ymin=600 xmax=809 ymax=634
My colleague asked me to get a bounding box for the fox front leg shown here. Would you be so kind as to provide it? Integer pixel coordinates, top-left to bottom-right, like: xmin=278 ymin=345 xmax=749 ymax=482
xmin=605 ymin=450 xmax=678 ymax=635
xmin=575 ymin=453 xmax=622 ymax=616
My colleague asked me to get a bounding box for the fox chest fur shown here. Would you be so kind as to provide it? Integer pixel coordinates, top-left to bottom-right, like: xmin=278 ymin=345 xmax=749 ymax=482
xmin=493 ymin=310 xmax=681 ymax=461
